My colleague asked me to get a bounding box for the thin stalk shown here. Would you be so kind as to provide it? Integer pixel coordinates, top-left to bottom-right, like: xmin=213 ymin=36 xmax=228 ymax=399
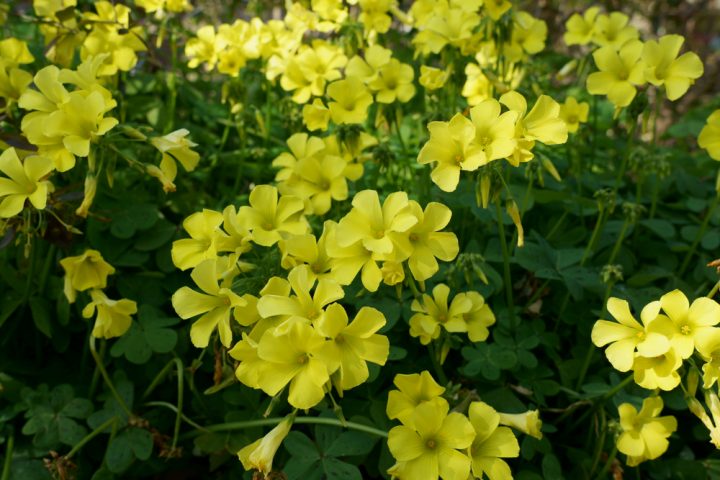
xmin=614 ymin=120 xmax=637 ymax=189
xmin=607 ymin=218 xmax=630 ymax=265
xmin=580 ymin=208 xmax=606 ymax=266
xmin=495 ymin=200 xmax=515 ymax=322
xmin=184 ymin=417 xmax=389 ymax=439
xmin=589 ymin=409 xmax=607 ymax=476
xmin=600 ymin=375 xmax=634 ymax=401
xmin=143 ymin=401 xmax=206 ymax=431
xmin=1 ymin=432 xmax=13 ymax=480
xmin=708 ymin=281 xmax=720 ymax=299
xmin=593 ymin=444 xmax=618 ymax=480
xmin=142 ymin=359 xmax=176 ymax=399
xmin=89 ymin=337 xmax=132 ymax=417
xmin=679 ymin=192 xmax=720 ymax=276
xmin=575 ymin=281 xmax=616 ymax=390
xmin=65 ymin=416 xmax=117 ymax=460
xmin=172 ymin=358 xmax=184 ymax=449
xmin=428 ymin=342 xmax=448 ymax=386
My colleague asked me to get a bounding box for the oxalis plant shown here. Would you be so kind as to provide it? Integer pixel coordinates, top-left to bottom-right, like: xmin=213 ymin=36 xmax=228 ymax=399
xmin=0 ymin=0 xmax=719 ymax=479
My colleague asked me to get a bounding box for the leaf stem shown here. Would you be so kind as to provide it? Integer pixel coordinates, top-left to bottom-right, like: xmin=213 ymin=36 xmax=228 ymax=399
xmin=679 ymin=191 xmax=720 ymax=276
xmin=495 ymin=200 xmax=515 ymax=322
xmin=1 ymin=432 xmax=13 ymax=480
xmin=89 ymin=337 xmax=132 ymax=418
xmin=172 ymin=358 xmax=184 ymax=449
xmin=65 ymin=416 xmax=117 ymax=460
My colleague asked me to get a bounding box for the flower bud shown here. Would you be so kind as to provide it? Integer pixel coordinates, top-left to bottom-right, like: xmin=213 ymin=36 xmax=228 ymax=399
xmin=238 ymin=415 xmax=294 ymax=475
xmin=498 ymin=409 xmax=543 ymax=439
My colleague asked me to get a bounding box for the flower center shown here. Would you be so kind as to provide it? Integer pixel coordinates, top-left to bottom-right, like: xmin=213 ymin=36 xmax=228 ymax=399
xmin=409 ymin=233 xmax=419 ymax=242
xmin=680 ymin=324 xmax=691 ymax=335
xmin=425 ymin=438 xmax=437 ymax=450
xmin=374 ymin=230 xmax=385 ymax=239
xmin=297 ymin=354 xmax=309 ymax=365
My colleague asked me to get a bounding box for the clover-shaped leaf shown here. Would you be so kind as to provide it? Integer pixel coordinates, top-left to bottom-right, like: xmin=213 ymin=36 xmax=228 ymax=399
xmin=21 ymin=384 xmax=93 ymax=449
xmin=111 ymin=305 xmax=179 ymax=364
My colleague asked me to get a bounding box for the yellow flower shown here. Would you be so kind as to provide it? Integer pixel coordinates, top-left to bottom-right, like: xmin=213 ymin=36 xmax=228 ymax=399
xmin=387 ymin=399 xmax=475 ymax=480
xmin=60 ymin=249 xmax=116 ymax=304
xmin=412 ymin=6 xmax=480 ymax=55
xmin=272 ymin=133 xmax=326 ymax=183
xmin=0 ymin=148 xmax=54 ymax=218
xmin=0 ymin=38 xmax=34 ymax=67
xmin=255 ymin=321 xmax=338 ymax=409
xmin=469 ymin=98 xmax=518 ymax=164
xmin=468 ymin=401 xmax=520 ymax=480
xmin=386 ymin=371 xmax=446 ymax=426
xmin=370 ymin=59 xmax=416 ymax=104
xmin=238 ymin=415 xmax=293 ymax=475
xmin=345 ymin=44 xmax=392 ymax=83
xmin=327 ymin=77 xmax=374 ymax=124
xmin=642 ymin=34 xmax=703 ymax=101
xmin=417 ymin=113 xmax=483 ymax=192
xmin=47 ymin=91 xmax=118 ymax=157
xmin=586 ymin=40 xmax=645 ymax=108
xmin=699 ymin=110 xmax=720 ymax=160
xmin=483 ymin=0 xmax=512 ymax=20
xmin=617 ymin=397 xmax=676 ymax=466
xmin=591 ymin=298 xmax=668 ymax=372
xmin=559 ymin=97 xmax=589 ymax=133
xmin=563 ymin=7 xmax=601 ymax=46
xmin=82 ymin=289 xmax=137 ymax=339
xmin=302 ymin=98 xmax=331 ymax=131
xmin=281 ymin=149 xmax=349 ymax=216
xmin=358 ymin=0 xmax=394 ymax=34
xmin=171 ymin=257 xmax=247 ymax=348
xmin=419 ymin=66 xmax=449 ymax=91
xmin=186 ymin=25 xmax=225 ymax=71
xmin=381 ymin=261 xmax=405 ymax=285
xmin=317 ymin=303 xmax=389 ymax=394
xmin=238 ymin=184 xmax=308 ymax=247
xmin=695 ymin=328 xmax=720 ymax=388
xmin=497 ymin=409 xmax=542 ymax=439
xmin=325 ymin=220 xmax=383 ymax=292
xmin=463 ymin=292 xmax=496 ymax=343
xmin=336 ymin=190 xmax=417 ymax=260
xmin=279 ymin=229 xmax=333 ymax=280
xmin=0 ymin=66 xmax=33 ymax=108
xmin=171 ymin=209 xmax=230 ymax=270
xmin=592 ymin=12 xmax=639 ymax=50
xmin=462 ymin=63 xmax=491 ymax=107
xmin=506 ymin=11 xmax=547 ymax=62
xmin=647 ymin=289 xmax=720 ymax=359
xmin=499 ymin=91 xmax=568 ymax=165
xmin=75 ymin=173 xmax=97 ymax=218
xmin=150 ymin=128 xmax=200 ymax=191
xmin=409 ymin=284 xmax=471 ymax=345
xmin=632 ymin=347 xmax=682 ymax=391
xmin=405 ymin=201 xmax=459 ymax=281
xmin=297 ymin=41 xmax=347 ymax=95
xmin=256 ymin=265 xmax=344 ymax=325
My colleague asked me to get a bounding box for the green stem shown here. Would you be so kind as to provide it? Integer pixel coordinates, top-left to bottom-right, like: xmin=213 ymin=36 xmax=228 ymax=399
xmin=708 ymin=281 xmax=720 ymax=299
xmin=89 ymin=337 xmax=132 ymax=418
xmin=581 ymin=208 xmax=607 ymax=266
xmin=428 ymin=341 xmax=448 ymax=386
xmin=589 ymin=409 xmax=607 ymax=477
xmin=1 ymin=432 xmax=13 ymax=480
xmin=142 ymin=359 xmax=176 ymax=399
xmin=600 ymin=375 xmax=634 ymax=400
xmin=65 ymin=416 xmax=117 ymax=460
xmin=495 ymin=200 xmax=515 ymax=322
xmin=575 ymin=282 xmax=616 ymax=390
xmin=143 ymin=401 xmax=207 ymax=431
xmin=679 ymin=192 xmax=720 ymax=276
xmin=607 ymin=219 xmax=630 ymax=265
xmin=614 ymin=120 xmax=637 ymax=189
xmin=172 ymin=358 xmax=184 ymax=449
xmin=185 ymin=417 xmax=388 ymax=439
xmin=593 ymin=444 xmax=618 ymax=480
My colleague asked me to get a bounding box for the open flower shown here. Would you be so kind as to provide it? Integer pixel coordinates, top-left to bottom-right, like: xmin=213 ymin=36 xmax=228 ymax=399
xmin=171 ymin=257 xmax=247 ymax=348
xmin=387 ymin=399 xmax=475 ymax=480
xmin=564 ymin=7 xmax=601 ymax=46
xmin=150 ymin=128 xmax=200 ymax=191
xmin=591 ymin=298 xmax=669 ymax=372
xmin=405 ymin=201 xmax=459 ymax=281
xmin=369 ymin=59 xmax=415 ymax=103
xmin=82 ymin=289 xmax=137 ymax=339
xmin=316 ymin=303 xmax=389 ymax=394
xmin=327 ymin=77 xmax=373 ymax=124
xmin=559 ymin=97 xmax=589 ymax=133
xmin=586 ymin=40 xmax=645 ymax=108
xmin=617 ymin=397 xmax=677 ymax=466
xmin=238 ymin=184 xmax=308 ymax=246
xmin=409 ymin=284 xmax=471 ymax=345
xmin=642 ymin=34 xmax=703 ymax=101
xmin=699 ymin=110 xmax=720 ymax=160
xmin=468 ymin=401 xmax=520 ymax=480
xmin=387 ymin=371 xmax=446 ymax=426
xmin=0 ymin=148 xmax=54 ymax=218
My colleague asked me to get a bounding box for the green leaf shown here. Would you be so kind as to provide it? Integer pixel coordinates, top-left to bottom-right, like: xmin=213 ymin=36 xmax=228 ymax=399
xmin=542 ymin=454 xmax=563 ymax=479
xmin=134 ymin=219 xmax=177 ymax=251
xmin=111 ymin=306 xmax=178 ymax=364
xmin=641 ymin=219 xmax=676 ymax=238
xmin=127 ymin=427 xmax=154 ymax=460
xmin=323 ymin=457 xmax=362 ymax=480
xmin=106 ymin=434 xmax=135 ymax=473
xmin=284 ymin=431 xmax=320 ymax=461
xmin=325 ymin=431 xmax=376 ymax=457
xmin=30 ymin=297 xmax=52 ymax=337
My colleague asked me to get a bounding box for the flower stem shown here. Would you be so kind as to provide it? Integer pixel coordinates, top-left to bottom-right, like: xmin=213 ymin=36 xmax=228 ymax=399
xmin=708 ymin=281 xmax=720 ymax=299
xmin=1 ymin=432 xmax=13 ymax=480
xmin=495 ymin=200 xmax=515 ymax=322
xmin=600 ymin=375 xmax=634 ymax=400
xmin=172 ymin=358 xmax=184 ymax=449
xmin=593 ymin=444 xmax=618 ymax=480
xmin=89 ymin=337 xmax=132 ymax=418
xmin=65 ymin=416 xmax=117 ymax=460
xmin=607 ymin=218 xmax=630 ymax=265
xmin=187 ymin=417 xmax=388 ymax=439
xmin=679 ymin=191 xmax=720 ymax=276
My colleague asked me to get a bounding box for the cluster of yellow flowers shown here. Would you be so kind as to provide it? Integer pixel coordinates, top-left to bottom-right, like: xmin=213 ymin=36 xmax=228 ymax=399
xmin=59 ymin=249 xmax=137 ymax=339
xmin=418 ymin=92 xmax=568 ymax=192
xmin=170 ymin=184 xmax=461 ymax=341
xmin=592 ymin=290 xmax=720 ymax=461
xmin=386 ymin=371 xmax=539 ymax=480
xmin=34 ymin=1 xmax=146 ymax=72
xmin=566 ymin=8 xmax=704 ymax=109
